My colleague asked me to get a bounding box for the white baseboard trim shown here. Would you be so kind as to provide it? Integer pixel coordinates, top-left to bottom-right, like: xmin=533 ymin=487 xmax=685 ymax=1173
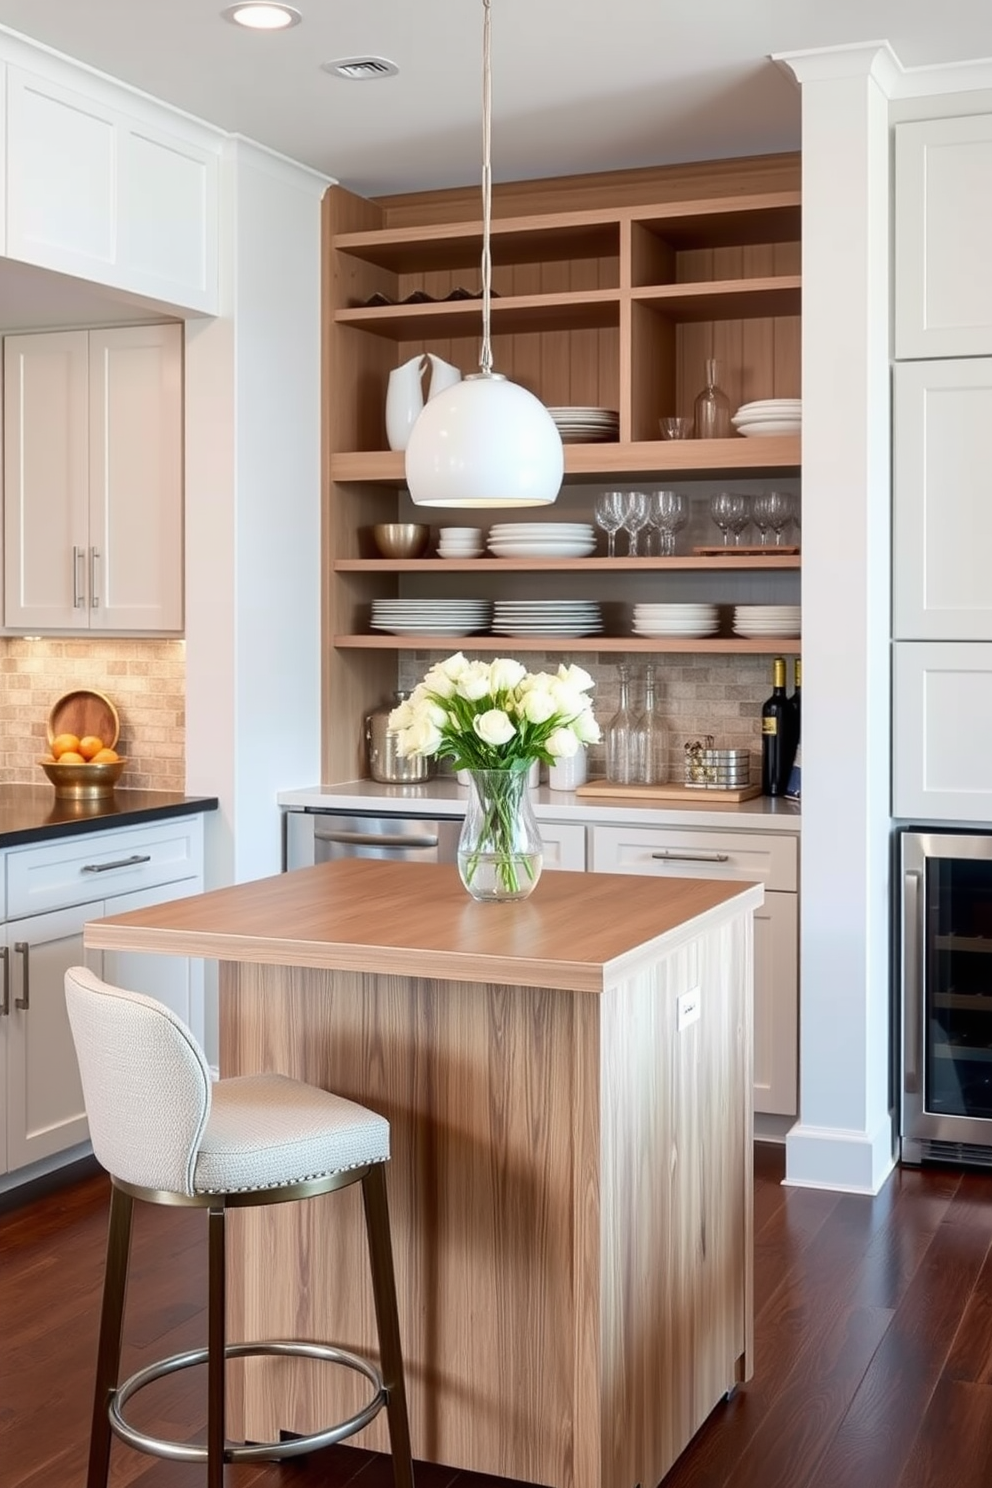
xmin=754 ymin=1112 xmax=794 ymax=1144
xmin=784 ymin=1113 xmax=897 ymax=1194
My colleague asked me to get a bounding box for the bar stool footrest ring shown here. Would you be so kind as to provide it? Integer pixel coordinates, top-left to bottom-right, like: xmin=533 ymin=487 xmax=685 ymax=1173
xmin=109 ymin=1339 xmax=387 ymax=1464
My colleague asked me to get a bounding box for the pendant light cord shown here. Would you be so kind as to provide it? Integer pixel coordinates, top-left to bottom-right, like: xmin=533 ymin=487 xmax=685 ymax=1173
xmin=480 ymin=0 xmax=493 ymax=376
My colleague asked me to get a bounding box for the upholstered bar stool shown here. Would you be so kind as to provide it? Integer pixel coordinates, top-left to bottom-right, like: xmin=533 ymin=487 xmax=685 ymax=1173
xmin=64 ymin=966 xmax=414 ymax=1488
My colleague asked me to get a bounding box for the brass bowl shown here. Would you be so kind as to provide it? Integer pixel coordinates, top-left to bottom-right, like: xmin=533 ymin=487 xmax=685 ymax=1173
xmin=371 ymin=523 xmax=431 ymax=559
xmin=39 ymin=757 xmax=127 ymax=800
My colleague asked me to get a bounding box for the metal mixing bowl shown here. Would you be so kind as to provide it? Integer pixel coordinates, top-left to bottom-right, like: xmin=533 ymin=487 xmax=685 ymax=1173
xmin=371 ymin=523 xmax=431 ymax=559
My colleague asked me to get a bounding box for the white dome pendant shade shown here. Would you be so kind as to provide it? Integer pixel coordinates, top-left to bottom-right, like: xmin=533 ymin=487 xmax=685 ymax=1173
xmin=404 ymin=0 xmax=564 ymax=510
xmin=405 ymin=372 xmax=564 ymax=508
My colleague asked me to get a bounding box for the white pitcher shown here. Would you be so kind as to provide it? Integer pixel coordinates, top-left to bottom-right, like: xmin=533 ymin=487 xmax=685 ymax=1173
xmin=385 ymin=353 xmax=461 ymax=451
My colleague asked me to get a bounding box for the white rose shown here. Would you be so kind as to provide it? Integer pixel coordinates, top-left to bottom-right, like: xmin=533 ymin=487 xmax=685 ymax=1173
xmin=424 ymin=666 xmax=457 ymax=700
xmin=388 ymin=699 xmax=415 ymax=730
xmin=557 ymin=662 xmax=594 ymax=693
xmin=402 ymin=715 xmax=443 ymax=756
xmin=548 ymin=680 xmax=585 ymax=719
xmin=517 ymin=670 xmax=554 ymax=694
xmin=546 ymin=727 xmax=579 ymax=759
xmin=520 ymin=687 xmax=557 ymax=725
xmin=457 ymin=661 xmax=494 ymax=702
xmin=489 ymin=657 xmax=527 ymax=693
xmin=573 ymin=709 xmax=602 ymax=744
xmin=473 ymin=709 xmax=516 ymax=747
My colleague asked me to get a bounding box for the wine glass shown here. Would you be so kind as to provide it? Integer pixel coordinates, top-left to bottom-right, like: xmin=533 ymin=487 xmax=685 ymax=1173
xmin=650 ymin=490 xmax=689 ymax=556
xmin=709 ymin=492 xmax=748 ymax=547
xmin=620 ymin=490 xmax=651 ymax=557
xmin=751 ymin=493 xmax=773 ymax=546
xmin=766 ymin=491 xmax=795 ymax=546
xmin=727 ymin=493 xmax=752 ymax=546
xmin=595 ymin=491 xmax=627 ymax=558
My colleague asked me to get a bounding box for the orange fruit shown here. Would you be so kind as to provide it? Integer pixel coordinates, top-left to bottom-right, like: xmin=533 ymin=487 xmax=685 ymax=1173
xmin=91 ymin=748 xmax=120 ymax=764
xmin=51 ymin=733 xmax=81 ymax=759
xmin=78 ymin=735 xmax=105 ymax=760
xmin=58 ymin=750 xmax=86 ymax=764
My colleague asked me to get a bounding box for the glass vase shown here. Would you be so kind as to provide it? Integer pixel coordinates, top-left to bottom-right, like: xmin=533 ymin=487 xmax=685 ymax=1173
xmin=457 ymin=768 xmax=544 ymax=902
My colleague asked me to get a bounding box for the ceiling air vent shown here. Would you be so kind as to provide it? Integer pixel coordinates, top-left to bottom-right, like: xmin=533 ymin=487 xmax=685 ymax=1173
xmin=322 ymin=56 xmax=399 ymax=81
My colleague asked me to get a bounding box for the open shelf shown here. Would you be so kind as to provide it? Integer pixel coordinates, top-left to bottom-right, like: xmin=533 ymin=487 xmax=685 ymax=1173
xmin=335 ymin=555 xmax=802 ymax=573
xmin=335 ymin=634 xmax=801 ymax=653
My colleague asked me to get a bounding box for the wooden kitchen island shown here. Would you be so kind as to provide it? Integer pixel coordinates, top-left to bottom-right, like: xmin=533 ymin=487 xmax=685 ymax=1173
xmin=84 ymin=858 xmax=762 ymax=1488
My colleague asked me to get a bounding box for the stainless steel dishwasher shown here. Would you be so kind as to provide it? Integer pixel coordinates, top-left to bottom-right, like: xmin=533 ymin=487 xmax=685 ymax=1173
xmin=284 ymin=808 xmax=462 ymax=870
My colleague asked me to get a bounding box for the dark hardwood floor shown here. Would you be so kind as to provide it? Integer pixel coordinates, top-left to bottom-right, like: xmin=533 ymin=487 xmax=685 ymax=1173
xmin=3 ymin=1144 xmax=992 ymax=1488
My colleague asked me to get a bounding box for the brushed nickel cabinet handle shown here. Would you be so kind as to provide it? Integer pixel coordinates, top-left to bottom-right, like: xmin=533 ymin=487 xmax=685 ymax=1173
xmin=14 ymin=941 xmax=29 ymax=1011
xmin=0 ymin=946 xmax=8 ymax=1017
xmin=90 ymin=547 xmax=100 ymax=608
xmin=81 ymin=853 xmax=152 ymax=874
xmin=651 ymin=849 xmax=731 ymax=863
xmin=73 ymin=545 xmax=86 ymax=608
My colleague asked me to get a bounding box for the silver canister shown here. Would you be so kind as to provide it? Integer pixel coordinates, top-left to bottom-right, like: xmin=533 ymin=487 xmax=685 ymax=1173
xmin=364 ymin=691 xmax=434 ymax=783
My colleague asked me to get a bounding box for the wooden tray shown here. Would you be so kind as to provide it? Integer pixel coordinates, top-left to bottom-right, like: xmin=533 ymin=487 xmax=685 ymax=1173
xmin=575 ymin=779 xmax=763 ymax=803
xmin=691 ymin=544 xmax=800 ymax=556
xmin=47 ymin=689 xmax=120 ymax=749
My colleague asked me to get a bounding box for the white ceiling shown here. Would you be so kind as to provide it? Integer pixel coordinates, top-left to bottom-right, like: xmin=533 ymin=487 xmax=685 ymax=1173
xmin=0 ymin=1 xmax=990 ymax=198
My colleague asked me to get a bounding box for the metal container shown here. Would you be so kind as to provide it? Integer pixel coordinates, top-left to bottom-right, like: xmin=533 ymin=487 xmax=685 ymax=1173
xmin=683 ymin=743 xmax=751 ymax=790
xmin=364 ymin=691 xmax=435 ymax=783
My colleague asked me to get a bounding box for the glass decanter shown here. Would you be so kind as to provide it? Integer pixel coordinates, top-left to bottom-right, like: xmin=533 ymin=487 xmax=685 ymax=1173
xmin=632 ymin=665 xmax=668 ymax=785
xmin=605 ymin=664 xmax=637 ymax=784
xmin=693 ymin=357 xmax=731 ymax=440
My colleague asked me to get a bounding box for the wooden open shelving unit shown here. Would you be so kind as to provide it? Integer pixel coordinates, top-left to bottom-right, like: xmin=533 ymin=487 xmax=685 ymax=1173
xmin=322 ymin=152 xmax=802 ymax=782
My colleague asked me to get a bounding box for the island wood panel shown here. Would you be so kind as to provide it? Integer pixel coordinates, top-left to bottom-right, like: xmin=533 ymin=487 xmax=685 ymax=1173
xmin=217 ymin=910 xmax=753 ymax=1488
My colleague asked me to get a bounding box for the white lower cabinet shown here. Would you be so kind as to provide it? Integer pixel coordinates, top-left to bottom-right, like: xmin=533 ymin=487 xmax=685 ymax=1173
xmin=537 ymin=820 xmax=587 ymax=872
xmin=0 ymin=814 xmax=205 ymax=1179
xmin=589 ymin=823 xmax=799 ymax=1117
xmin=892 ymin=642 xmax=992 ymax=821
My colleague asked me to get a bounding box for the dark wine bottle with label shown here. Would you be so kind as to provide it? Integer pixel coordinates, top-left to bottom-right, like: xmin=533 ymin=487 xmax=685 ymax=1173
xmin=761 ymin=656 xmax=790 ymax=796
xmin=785 ymin=657 xmax=801 ymax=798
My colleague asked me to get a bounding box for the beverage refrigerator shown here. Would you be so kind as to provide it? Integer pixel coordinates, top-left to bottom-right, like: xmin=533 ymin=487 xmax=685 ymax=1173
xmin=900 ymin=829 xmax=992 ymax=1165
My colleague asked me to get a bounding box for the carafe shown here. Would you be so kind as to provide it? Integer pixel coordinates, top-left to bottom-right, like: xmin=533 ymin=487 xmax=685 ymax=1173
xmin=385 ymin=354 xmax=461 ymax=451
xmin=604 ymin=664 xmax=637 ymax=784
xmin=632 ymin=665 xmax=668 ymax=785
xmin=693 ymin=357 xmax=731 ymax=440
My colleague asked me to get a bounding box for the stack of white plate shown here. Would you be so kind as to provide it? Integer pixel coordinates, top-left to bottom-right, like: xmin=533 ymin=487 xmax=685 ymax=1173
xmin=487 ymin=523 xmax=596 ymax=558
xmin=370 ymin=598 xmax=492 ymax=636
xmin=492 ymin=600 xmax=602 ymax=638
xmin=732 ymin=604 xmax=801 ymax=638
xmin=438 ymin=526 xmax=485 ymax=559
xmin=546 ymin=407 xmax=620 ymax=444
xmin=632 ymin=603 xmax=720 ymax=638
xmin=731 ymin=399 xmax=802 ymax=438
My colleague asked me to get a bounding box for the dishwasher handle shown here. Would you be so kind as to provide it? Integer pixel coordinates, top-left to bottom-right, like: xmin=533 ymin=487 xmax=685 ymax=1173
xmin=315 ymin=827 xmax=441 ymax=851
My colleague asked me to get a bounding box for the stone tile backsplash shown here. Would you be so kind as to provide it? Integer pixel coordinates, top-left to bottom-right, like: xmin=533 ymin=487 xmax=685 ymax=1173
xmin=0 ymin=638 xmax=186 ymax=791
xmin=397 ymin=649 xmax=785 ymax=783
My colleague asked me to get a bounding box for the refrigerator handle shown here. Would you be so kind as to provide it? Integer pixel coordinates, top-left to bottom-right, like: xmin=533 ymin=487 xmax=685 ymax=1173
xmin=903 ymin=868 xmax=922 ymax=1095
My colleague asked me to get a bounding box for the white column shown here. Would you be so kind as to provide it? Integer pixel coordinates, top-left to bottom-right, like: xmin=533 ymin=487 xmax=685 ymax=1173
xmin=774 ymin=45 xmax=897 ymax=1192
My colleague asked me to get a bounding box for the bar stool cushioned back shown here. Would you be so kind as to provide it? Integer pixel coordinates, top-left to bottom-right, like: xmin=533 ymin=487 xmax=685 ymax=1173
xmin=65 ymin=965 xmax=413 ymax=1488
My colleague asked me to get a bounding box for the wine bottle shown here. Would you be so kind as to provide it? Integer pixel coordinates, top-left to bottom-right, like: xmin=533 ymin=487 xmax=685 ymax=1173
xmin=786 ymin=658 xmax=802 ymax=798
xmin=761 ymin=656 xmax=790 ymax=796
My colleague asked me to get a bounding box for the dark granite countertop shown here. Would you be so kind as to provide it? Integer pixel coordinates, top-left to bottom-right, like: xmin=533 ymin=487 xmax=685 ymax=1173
xmin=0 ymin=786 xmax=219 ymax=850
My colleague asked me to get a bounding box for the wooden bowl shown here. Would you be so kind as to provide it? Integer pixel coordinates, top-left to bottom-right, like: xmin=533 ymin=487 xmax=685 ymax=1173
xmin=371 ymin=523 xmax=431 ymax=559
xmin=38 ymin=757 xmax=127 ymax=800
xmin=46 ymin=688 xmax=120 ymax=751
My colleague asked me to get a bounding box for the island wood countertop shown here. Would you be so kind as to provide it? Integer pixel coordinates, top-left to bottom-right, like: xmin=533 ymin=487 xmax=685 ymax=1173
xmin=84 ymin=856 xmax=762 ymax=993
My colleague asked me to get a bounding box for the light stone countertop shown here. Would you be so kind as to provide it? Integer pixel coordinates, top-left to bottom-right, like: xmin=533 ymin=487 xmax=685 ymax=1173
xmin=277 ymin=777 xmax=801 ymax=833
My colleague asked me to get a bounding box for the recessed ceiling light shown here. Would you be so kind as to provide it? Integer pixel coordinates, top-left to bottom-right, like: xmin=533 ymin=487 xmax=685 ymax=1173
xmin=222 ymin=3 xmax=301 ymax=30
xmin=321 ymin=57 xmax=400 ymax=81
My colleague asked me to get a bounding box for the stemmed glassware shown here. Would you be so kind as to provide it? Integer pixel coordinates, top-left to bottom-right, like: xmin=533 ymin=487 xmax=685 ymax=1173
xmin=594 ymin=491 xmax=626 ymax=557
xmin=751 ymin=493 xmax=773 ymax=546
xmin=766 ymin=491 xmax=795 ymax=546
xmin=650 ymin=490 xmax=689 ymax=556
xmin=620 ymin=490 xmax=651 ymax=556
xmin=709 ymin=492 xmax=750 ymax=547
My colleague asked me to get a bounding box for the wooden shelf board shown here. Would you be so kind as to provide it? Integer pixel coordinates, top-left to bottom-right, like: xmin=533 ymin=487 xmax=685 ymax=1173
xmin=633 ymin=276 xmax=801 ymax=322
xmin=631 ymin=194 xmax=801 ymax=248
xmin=335 ymin=555 xmax=801 ymax=573
xmin=334 ymin=634 xmax=801 ymax=653
xmin=336 ymin=288 xmax=621 ymax=338
xmin=331 ymin=436 xmax=802 ymax=485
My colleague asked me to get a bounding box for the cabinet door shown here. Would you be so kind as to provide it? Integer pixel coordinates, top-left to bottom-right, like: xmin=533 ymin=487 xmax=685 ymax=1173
xmin=895 ymin=115 xmax=992 ymax=360
xmin=118 ymin=122 xmax=219 ymax=314
xmin=753 ymin=892 xmax=798 ymax=1117
xmin=893 ymin=360 xmax=992 ymax=641
xmin=537 ymin=821 xmax=586 ymax=872
xmin=892 ymin=642 xmax=992 ymax=821
xmin=3 ymin=331 xmax=90 ymax=631
xmin=4 ymin=904 xmax=97 ymax=1171
xmin=88 ymin=325 xmax=184 ymax=631
xmin=101 ymin=878 xmax=205 ymax=1048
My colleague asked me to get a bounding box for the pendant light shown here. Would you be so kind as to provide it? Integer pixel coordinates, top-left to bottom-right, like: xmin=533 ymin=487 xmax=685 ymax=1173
xmin=405 ymin=0 xmax=564 ymax=508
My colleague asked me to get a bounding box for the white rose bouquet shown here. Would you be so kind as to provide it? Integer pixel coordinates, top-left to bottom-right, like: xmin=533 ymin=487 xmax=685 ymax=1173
xmin=389 ymin=654 xmax=600 ymax=899
xmin=388 ymin=653 xmax=601 ymax=772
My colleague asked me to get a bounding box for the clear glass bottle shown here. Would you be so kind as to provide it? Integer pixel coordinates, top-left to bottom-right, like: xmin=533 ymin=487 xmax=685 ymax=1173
xmin=605 ymin=664 xmax=637 ymax=784
xmin=693 ymin=357 xmax=731 ymax=440
xmin=633 ymin=665 xmax=668 ymax=785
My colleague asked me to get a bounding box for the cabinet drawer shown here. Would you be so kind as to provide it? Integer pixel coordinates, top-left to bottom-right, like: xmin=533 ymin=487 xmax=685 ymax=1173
xmin=539 ymin=821 xmax=586 ymax=873
xmin=6 ymin=816 xmax=203 ymax=920
xmin=590 ymin=824 xmax=797 ymax=892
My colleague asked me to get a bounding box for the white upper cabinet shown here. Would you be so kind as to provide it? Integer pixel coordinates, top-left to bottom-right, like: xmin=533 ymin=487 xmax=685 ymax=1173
xmin=5 ymin=65 xmax=218 ymax=314
xmin=895 ymin=114 xmax=992 ymax=361
xmin=4 ymin=325 xmax=184 ymax=633
xmin=892 ymin=358 xmax=992 ymax=641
